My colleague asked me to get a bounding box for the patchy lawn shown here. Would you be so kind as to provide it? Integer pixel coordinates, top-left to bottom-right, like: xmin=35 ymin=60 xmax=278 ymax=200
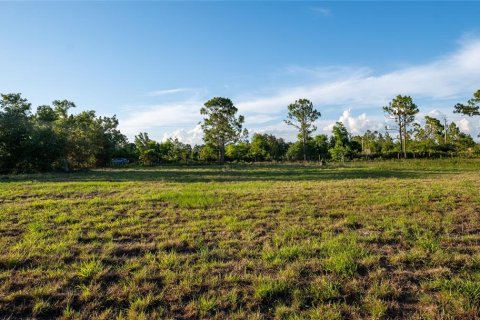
xmin=1 ymin=160 xmax=480 ymax=319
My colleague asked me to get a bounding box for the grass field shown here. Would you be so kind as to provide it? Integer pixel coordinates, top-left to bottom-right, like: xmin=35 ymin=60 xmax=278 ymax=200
xmin=1 ymin=160 xmax=480 ymax=319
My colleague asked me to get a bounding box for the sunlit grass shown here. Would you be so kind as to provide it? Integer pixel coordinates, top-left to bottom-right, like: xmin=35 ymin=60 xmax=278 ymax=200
xmin=0 ymin=159 xmax=479 ymax=318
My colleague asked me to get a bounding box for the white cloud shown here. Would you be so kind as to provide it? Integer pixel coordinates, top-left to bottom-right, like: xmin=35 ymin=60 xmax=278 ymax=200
xmin=458 ymin=118 xmax=471 ymax=132
xmin=119 ymin=38 xmax=480 ymax=143
xmin=162 ymin=124 xmax=204 ymax=145
xmin=148 ymin=88 xmax=192 ymax=96
xmin=427 ymin=109 xmax=447 ymax=118
xmin=337 ymin=109 xmax=383 ymax=134
xmin=119 ymin=101 xmax=202 ymax=137
xmin=236 ymin=39 xmax=480 ymax=114
xmin=311 ymin=7 xmax=331 ymax=17
xmin=249 ymin=122 xmax=298 ymax=141
xmin=244 ymin=114 xmax=279 ymax=125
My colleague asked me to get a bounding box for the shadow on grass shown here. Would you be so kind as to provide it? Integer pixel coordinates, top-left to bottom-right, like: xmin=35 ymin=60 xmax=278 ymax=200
xmin=0 ymin=163 xmax=456 ymax=183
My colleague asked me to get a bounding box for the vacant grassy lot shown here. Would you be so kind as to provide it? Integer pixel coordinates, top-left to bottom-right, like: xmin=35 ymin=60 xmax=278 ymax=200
xmin=1 ymin=160 xmax=480 ymax=319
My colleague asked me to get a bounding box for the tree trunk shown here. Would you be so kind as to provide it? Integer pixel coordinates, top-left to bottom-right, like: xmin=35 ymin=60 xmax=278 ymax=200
xmin=302 ymin=131 xmax=307 ymax=161
xmin=63 ymin=158 xmax=69 ymax=172
xmin=303 ymin=141 xmax=306 ymax=161
xmin=398 ymin=120 xmax=404 ymax=159
xmin=218 ymin=140 xmax=225 ymax=164
xmin=220 ymin=147 xmax=225 ymax=164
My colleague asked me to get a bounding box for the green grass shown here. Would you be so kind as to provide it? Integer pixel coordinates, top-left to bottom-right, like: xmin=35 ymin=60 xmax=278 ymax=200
xmin=0 ymin=159 xmax=479 ymax=319
xmin=77 ymin=260 xmax=104 ymax=280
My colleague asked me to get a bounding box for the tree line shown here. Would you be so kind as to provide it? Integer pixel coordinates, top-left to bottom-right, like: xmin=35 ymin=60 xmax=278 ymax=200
xmin=1 ymin=90 xmax=479 ymax=172
xmin=0 ymin=94 xmax=126 ymax=173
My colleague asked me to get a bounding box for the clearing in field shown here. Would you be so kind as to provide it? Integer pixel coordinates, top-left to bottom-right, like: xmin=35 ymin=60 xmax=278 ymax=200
xmin=1 ymin=160 xmax=480 ymax=319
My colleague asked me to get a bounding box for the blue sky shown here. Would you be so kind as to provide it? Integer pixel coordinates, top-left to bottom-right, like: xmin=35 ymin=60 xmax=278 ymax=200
xmin=1 ymin=1 xmax=480 ymax=143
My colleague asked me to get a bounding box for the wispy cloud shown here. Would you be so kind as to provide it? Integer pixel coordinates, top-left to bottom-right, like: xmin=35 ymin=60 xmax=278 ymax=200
xmin=236 ymin=38 xmax=480 ymax=115
xmin=148 ymin=88 xmax=194 ymax=97
xmin=311 ymin=7 xmax=332 ymax=17
xmin=120 ymin=38 xmax=480 ymax=143
xmin=120 ymin=101 xmax=203 ymax=138
xmin=245 ymin=114 xmax=279 ymax=125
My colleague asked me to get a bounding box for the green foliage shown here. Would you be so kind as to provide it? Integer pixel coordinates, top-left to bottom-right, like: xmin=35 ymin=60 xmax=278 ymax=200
xmin=1 ymin=92 xmax=479 ymax=172
xmin=0 ymin=93 xmax=33 ymax=172
xmin=61 ymin=110 xmax=126 ymax=168
xmin=313 ymin=134 xmax=330 ymax=160
xmin=0 ymin=93 xmax=126 ymax=172
xmin=134 ymin=132 xmax=156 ymax=165
xmin=225 ymin=141 xmax=251 ymax=161
xmin=329 ymin=144 xmax=350 ymax=162
xmin=411 ymin=116 xmax=446 ymax=156
xmin=454 ymin=89 xmax=480 ymax=117
xmin=250 ymin=133 xmax=289 ymax=161
xmin=134 ymin=133 xmax=193 ymax=165
xmin=286 ymin=134 xmax=330 ymax=161
xmin=199 ymin=144 xmax=217 ymax=161
xmin=200 ymin=97 xmax=246 ymax=163
xmin=285 ymin=99 xmax=321 ymax=161
xmin=383 ymin=95 xmax=419 ymax=158
xmin=286 ymin=141 xmax=308 ymax=161
xmin=329 ymin=122 xmax=352 ymax=162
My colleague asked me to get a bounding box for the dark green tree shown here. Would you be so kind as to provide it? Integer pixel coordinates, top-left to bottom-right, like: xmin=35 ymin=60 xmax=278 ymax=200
xmin=381 ymin=132 xmax=397 ymax=155
xmin=159 ymin=138 xmax=193 ymax=163
xmin=135 ymin=132 xmax=160 ymax=165
xmin=446 ymin=122 xmax=476 ymax=154
xmin=355 ymin=130 xmax=383 ymax=156
xmin=50 ymin=100 xmax=76 ymax=170
xmin=454 ymin=89 xmax=480 ymax=138
xmin=250 ymin=133 xmax=288 ymax=161
xmin=313 ymin=134 xmax=330 ymax=161
xmin=0 ymin=93 xmax=128 ymax=172
xmin=226 ymin=141 xmax=251 ymax=162
xmin=383 ymin=95 xmax=419 ymax=158
xmin=454 ymin=89 xmax=480 ymax=117
xmin=424 ymin=116 xmax=445 ymax=144
xmin=329 ymin=122 xmax=351 ymax=162
xmin=250 ymin=133 xmax=270 ymax=161
xmin=286 ymin=141 xmax=308 ymax=161
xmin=31 ymin=105 xmax=64 ymax=170
xmin=199 ymin=144 xmax=217 ymax=162
xmin=0 ymin=93 xmax=33 ymax=172
xmin=200 ymin=97 xmax=246 ymax=163
xmin=284 ymin=99 xmax=321 ymax=161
